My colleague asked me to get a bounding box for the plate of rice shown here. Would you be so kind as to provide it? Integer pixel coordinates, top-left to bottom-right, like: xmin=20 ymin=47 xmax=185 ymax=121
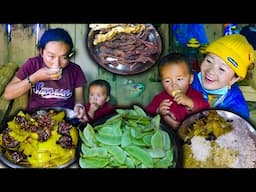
xmin=177 ymin=109 xmax=256 ymax=168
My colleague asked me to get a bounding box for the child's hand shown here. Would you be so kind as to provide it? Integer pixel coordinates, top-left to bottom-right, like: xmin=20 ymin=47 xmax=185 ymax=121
xmin=89 ymin=103 xmax=100 ymax=113
xmin=158 ymin=99 xmax=173 ymax=116
xmin=87 ymin=103 xmax=100 ymax=119
xmin=162 ymin=114 xmax=180 ymax=129
xmin=173 ymin=92 xmax=194 ymax=109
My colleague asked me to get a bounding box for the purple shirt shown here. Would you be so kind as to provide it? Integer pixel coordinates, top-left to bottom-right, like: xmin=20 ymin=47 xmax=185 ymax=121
xmin=16 ymin=56 xmax=87 ymax=111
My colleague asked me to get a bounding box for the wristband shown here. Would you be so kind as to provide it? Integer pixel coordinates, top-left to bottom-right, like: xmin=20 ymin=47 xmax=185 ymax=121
xmin=27 ymin=76 xmax=34 ymax=87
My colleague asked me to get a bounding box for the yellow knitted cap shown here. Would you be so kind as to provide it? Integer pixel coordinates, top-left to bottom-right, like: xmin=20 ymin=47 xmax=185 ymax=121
xmin=206 ymin=34 xmax=255 ymax=79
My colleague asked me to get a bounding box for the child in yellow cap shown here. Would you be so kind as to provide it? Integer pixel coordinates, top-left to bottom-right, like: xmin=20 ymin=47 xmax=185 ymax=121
xmin=192 ymin=34 xmax=255 ymax=119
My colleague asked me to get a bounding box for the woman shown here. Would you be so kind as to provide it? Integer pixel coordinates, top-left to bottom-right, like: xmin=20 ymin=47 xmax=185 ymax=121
xmin=3 ymin=28 xmax=87 ymax=115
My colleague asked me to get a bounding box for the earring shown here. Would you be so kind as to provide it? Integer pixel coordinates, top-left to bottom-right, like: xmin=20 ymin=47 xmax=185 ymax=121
xmin=227 ymin=84 xmax=231 ymax=90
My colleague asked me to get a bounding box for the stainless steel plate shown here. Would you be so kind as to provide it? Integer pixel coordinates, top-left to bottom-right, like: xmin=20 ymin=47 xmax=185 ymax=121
xmin=87 ymin=24 xmax=162 ymax=75
xmin=178 ymin=109 xmax=256 ymax=168
xmin=0 ymin=108 xmax=79 ymax=168
xmin=178 ymin=109 xmax=256 ymax=139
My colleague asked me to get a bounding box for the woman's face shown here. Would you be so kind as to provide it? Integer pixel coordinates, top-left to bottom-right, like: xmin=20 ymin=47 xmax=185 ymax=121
xmin=41 ymin=41 xmax=71 ymax=69
xmin=89 ymin=85 xmax=109 ymax=107
xmin=161 ymin=62 xmax=192 ymax=96
xmin=200 ymin=54 xmax=240 ymax=90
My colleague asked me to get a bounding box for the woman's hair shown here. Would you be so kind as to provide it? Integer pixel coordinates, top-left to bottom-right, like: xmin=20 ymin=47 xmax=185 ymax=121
xmin=89 ymin=79 xmax=111 ymax=96
xmin=38 ymin=28 xmax=74 ymax=52
xmin=158 ymin=52 xmax=192 ymax=76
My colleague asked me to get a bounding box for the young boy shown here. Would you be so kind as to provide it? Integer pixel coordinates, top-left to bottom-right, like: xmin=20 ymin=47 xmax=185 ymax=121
xmin=77 ymin=79 xmax=115 ymax=124
xmin=146 ymin=52 xmax=209 ymax=129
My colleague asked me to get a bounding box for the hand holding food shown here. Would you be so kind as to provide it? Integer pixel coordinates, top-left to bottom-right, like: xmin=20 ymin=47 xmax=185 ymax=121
xmin=49 ymin=67 xmax=62 ymax=80
xmin=171 ymin=89 xmax=182 ymax=97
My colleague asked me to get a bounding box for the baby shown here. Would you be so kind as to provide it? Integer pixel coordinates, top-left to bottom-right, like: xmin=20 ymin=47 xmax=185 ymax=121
xmin=77 ymin=79 xmax=115 ymax=124
xmin=146 ymin=52 xmax=209 ymax=129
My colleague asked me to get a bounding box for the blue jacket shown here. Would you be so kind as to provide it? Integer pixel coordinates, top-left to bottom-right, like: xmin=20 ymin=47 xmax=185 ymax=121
xmin=192 ymin=72 xmax=249 ymax=120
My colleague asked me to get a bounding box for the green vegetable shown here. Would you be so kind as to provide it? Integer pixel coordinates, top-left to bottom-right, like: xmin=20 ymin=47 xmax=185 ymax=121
xmin=124 ymin=145 xmax=153 ymax=168
xmin=79 ymin=105 xmax=176 ymax=168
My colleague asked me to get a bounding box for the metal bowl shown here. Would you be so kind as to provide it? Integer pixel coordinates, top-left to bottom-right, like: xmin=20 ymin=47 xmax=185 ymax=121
xmin=87 ymin=24 xmax=162 ymax=75
xmin=0 ymin=108 xmax=80 ymax=168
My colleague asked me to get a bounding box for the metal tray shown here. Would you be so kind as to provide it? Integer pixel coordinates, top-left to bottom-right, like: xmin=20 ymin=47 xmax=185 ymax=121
xmin=87 ymin=24 xmax=162 ymax=75
xmin=0 ymin=108 xmax=80 ymax=168
xmin=178 ymin=109 xmax=256 ymax=140
xmin=177 ymin=109 xmax=256 ymax=168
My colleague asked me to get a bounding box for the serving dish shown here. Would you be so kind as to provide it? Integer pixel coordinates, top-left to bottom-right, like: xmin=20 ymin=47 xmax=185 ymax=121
xmin=178 ymin=109 xmax=256 ymax=168
xmin=78 ymin=105 xmax=181 ymax=168
xmin=0 ymin=108 xmax=79 ymax=168
xmin=87 ymin=24 xmax=162 ymax=75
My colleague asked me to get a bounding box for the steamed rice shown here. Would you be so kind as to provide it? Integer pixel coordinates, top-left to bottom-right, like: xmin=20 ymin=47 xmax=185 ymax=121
xmin=183 ymin=117 xmax=256 ymax=168
xmin=215 ymin=118 xmax=256 ymax=168
xmin=190 ymin=136 xmax=211 ymax=161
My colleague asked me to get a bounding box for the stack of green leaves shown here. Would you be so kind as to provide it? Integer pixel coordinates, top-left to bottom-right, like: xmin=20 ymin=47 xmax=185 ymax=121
xmin=79 ymin=105 xmax=176 ymax=168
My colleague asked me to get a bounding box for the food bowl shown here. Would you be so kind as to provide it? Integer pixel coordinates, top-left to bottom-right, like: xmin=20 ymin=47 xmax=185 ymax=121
xmin=178 ymin=109 xmax=256 ymax=168
xmin=87 ymin=24 xmax=162 ymax=75
xmin=78 ymin=105 xmax=181 ymax=168
xmin=0 ymin=108 xmax=79 ymax=168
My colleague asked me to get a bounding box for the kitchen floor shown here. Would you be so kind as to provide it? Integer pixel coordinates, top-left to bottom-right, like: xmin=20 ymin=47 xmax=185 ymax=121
xmin=248 ymin=101 xmax=256 ymax=127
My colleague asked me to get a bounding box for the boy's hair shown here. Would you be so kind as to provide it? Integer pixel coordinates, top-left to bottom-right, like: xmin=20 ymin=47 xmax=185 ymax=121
xmin=89 ymin=79 xmax=111 ymax=96
xmin=38 ymin=28 xmax=74 ymax=53
xmin=158 ymin=52 xmax=192 ymax=76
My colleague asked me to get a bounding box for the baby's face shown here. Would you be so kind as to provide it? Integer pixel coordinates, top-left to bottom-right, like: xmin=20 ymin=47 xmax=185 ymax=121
xmin=89 ymin=85 xmax=109 ymax=107
xmin=160 ymin=62 xmax=191 ymax=96
xmin=200 ymin=54 xmax=238 ymax=90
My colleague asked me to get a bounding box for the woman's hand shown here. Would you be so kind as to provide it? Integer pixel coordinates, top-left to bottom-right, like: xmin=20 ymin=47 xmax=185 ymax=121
xmin=32 ymin=67 xmax=62 ymax=82
xmin=74 ymin=103 xmax=87 ymax=123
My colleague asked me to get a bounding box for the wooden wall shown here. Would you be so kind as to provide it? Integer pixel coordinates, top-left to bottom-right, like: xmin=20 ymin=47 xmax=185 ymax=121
xmin=1 ymin=24 xmax=251 ymax=108
xmin=0 ymin=24 xmax=166 ymax=108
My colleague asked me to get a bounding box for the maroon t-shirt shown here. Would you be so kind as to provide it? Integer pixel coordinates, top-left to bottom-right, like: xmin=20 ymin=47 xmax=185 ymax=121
xmin=16 ymin=56 xmax=87 ymax=111
xmin=85 ymin=103 xmax=115 ymax=123
xmin=145 ymin=86 xmax=209 ymax=122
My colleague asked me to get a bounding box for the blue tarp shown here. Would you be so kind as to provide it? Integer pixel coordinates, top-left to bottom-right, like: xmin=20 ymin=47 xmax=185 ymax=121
xmin=173 ymin=24 xmax=209 ymax=47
